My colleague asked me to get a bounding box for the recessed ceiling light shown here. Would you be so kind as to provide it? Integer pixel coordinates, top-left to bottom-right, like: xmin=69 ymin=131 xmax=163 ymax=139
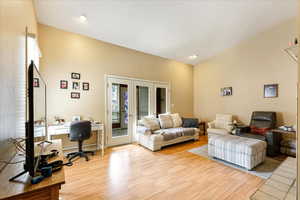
xmin=189 ymin=55 xmax=198 ymax=59
xmin=79 ymin=15 xmax=87 ymax=23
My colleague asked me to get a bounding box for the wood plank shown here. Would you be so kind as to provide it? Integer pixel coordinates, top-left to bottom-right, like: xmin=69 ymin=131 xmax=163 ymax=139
xmin=60 ymin=136 xmax=264 ymax=200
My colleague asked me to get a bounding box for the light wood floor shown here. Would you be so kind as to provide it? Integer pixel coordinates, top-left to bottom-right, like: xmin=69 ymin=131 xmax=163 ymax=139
xmin=60 ymin=136 xmax=264 ymax=200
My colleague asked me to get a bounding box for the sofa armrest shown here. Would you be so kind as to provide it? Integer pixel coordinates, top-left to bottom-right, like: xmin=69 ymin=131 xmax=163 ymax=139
xmin=136 ymin=126 xmax=152 ymax=135
xmin=236 ymin=126 xmax=250 ymax=135
xmin=207 ymin=121 xmax=215 ymax=128
xmin=266 ymin=130 xmax=281 ymax=156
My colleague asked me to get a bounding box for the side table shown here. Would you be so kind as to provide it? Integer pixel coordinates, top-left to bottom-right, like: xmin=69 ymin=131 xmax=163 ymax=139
xmin=272 ymin=129 xmax=296 ymax=157
xmin=199 ymin=122 xmax=206 ymax=136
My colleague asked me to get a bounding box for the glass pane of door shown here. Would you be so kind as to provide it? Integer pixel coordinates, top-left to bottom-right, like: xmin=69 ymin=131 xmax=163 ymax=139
xmin=111 ymin=83 xmax=128 ymax=137
xmin=156 ymin=87 xmax=167 ymax=116
xmin=136 ymin=86 xmax=149 ymax=122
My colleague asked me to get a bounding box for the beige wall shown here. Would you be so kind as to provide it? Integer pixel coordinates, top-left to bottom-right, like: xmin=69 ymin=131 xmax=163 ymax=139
xmin=194 ymin=18 xmax=297 ymax=125
xmin=38 ymin=24 xmax=194 ymax=123
xmin=0 ymin=0 xmax=37 ymax=164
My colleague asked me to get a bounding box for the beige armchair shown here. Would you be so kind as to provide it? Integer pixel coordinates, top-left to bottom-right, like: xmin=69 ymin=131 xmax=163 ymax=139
xmin=207 ymin=114 xmax=233 ymax=135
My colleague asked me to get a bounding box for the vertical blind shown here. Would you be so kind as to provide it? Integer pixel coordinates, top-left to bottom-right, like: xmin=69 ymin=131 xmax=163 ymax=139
xmin=15 ymin=34 xmax=41 ymax=138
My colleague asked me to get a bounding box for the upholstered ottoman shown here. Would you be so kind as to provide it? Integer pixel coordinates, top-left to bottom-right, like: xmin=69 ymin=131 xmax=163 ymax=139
xmin=208 ymin=133 xmax=267 ymax=170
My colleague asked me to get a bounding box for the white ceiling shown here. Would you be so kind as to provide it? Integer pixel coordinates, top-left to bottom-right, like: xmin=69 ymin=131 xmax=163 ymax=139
xmin=34 ymin=0 xmax=298 ymax=65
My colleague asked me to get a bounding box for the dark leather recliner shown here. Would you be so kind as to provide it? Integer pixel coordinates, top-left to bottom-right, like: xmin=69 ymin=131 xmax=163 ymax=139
xmin=237 ymin=111 xmax=280 ymax=157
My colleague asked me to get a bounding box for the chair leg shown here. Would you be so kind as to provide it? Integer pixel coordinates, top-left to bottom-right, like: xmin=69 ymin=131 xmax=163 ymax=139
xmin=68 ymin=152 xmax=80 ymax=162
xmin=78 ymin=140 xmax=83 ymax=152
xmin=66 ymin=152 xmax=77 ymax=158
xmin=84 ymin=150 xmax=95 ymax=156
xmin=67 ymin=141 xmax=95 ymax=163
xmin=81 ymin=153 xmax=89 ymax=161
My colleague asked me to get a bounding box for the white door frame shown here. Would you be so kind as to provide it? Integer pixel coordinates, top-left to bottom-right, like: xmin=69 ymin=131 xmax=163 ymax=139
xmin=105 ymin=74 xmax=170 ymax=146
xmin=133 ymin=81 xmax=154 ymax=141
xmin=154 ymin=83 xmax=171 ymax=116
xmin=105 ymin=77 xmax=134 ymax=146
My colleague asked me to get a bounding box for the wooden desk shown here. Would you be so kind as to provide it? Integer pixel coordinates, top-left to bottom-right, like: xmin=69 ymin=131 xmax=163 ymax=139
xmin=0 ymin=140 xmax=65 ymax=200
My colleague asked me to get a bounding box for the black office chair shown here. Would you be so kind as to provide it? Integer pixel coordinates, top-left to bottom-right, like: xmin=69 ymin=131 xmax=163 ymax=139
xmin=66 ymin=120 xmax=94 ymax=162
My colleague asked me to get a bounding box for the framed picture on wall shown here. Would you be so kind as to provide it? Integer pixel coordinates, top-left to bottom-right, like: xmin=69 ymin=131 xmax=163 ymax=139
xmin=33 ymin=78 xmax=39 ymax=88
xmin=60 ymin=80 xmax=68 ymax=89
xmin=220 ymin=87 xmax=232 ymax=96
xmin=71 ymin=72 xmax=81 ymax=80
xmin=71 ymin=92 xmax=80 ymax=99
xmin=82 ymin=82 xmax=89 ymax=91
xmin=264 ymin=84 xmax=278 ymax=98
xmin=72 ymin=81 xmax=80 ymax=90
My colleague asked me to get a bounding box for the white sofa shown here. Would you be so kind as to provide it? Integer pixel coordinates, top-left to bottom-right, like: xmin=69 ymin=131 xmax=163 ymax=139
xmin=207 ymin=114 xmax=233 ymax=135
xmin=137 ymin=114 xmax=199 ymax=151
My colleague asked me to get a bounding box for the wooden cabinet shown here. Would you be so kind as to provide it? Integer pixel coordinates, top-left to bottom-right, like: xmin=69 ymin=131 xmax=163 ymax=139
xmin=0 ymin=140 xmax=65 ymax=200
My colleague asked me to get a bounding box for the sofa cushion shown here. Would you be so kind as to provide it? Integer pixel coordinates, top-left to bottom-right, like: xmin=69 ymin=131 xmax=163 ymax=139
xmin=153 ymin=127 xmax=195 ymax=141
xmin=170 ymin=113 xmax=183 ymax=127
xmin=158 ymin=114 xmax=174 ymax=129
xmin=142 ymin=116 xmax=160 ymax=131
xmin=182 ymin=118 xmax=199 ymax=128
xmin=215 ymin=114 xmax=232 ymax=129
xmin=250 ymin=111 xmax=276 ymax=129
xmin=250 ymin=126 xmax=270 ymax=135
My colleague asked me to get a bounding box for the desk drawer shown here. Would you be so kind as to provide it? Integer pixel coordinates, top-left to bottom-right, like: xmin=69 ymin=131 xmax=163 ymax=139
xmin=49 ymin=128 xmax=69 ymax=135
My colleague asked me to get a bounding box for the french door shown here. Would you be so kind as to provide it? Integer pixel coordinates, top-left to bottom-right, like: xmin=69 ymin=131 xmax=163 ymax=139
xmin=133 ymin=81 xmax=153 ymax=141
xmin=106 ymin=75 xmax=170 ymax=146
xmin=154 ymin=84 xmax=170 ymax=117
xmin=107 ymin=77 xmax=133 ymax=146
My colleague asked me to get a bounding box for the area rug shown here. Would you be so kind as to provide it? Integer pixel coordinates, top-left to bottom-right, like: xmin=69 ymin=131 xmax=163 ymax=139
xmin=188 ymin=145 xmax=282 ymax=179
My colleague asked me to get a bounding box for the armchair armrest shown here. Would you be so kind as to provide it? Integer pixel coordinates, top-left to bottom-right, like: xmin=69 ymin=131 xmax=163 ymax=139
xmin=225 ymin=122 xmax=234 ymax=132
xmin=235 ymin=126 xmax=250 ymax=135
xmin=266 ymin=130 xmax=280 ymax=156
xmin=207 ymin=121 xmax=215 ymax=128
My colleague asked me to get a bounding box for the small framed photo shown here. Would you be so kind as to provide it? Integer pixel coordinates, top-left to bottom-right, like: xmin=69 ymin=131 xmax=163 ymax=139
xmin=71 ymin=72 xmax=81 ymax=80
xmin=82 ymin=82 xmax=89 ymax=91
xmin=60 ymin=80 xmax=68 ymax=89
xmin=33 ymin=78 xmax=39 ymax=88
xmin=71 ymin=92 xmax=80 ymax=99
xmin=264 ymin=84 xmax=278 ymax=98
xmin=220 ymin=87 xmax=232 ymax=96
xmin=72 ymin=81 xmax=80 ymax=90
xmin=72 ymin=116 xmax=81 ymax=121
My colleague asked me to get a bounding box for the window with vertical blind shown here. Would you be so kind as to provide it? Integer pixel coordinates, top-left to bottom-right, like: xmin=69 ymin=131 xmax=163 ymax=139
xmin=15 ymin=33 xmax=41 ymax=138
xmin=27 ymin=34 xmax=41 ymax=69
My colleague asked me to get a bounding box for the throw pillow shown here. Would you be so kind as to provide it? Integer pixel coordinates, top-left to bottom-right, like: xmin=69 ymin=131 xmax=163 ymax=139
xmin=250 ymin=126 xmax=270 ymax=135
xmin=142 ymin=116 xmax=160 ymax=131
xmin=158 ymin=114 xmax=174 ymax=129
xmin=182 ymin=118 xmax=199 ymax=128
xmin=170 ymin=113 xmax=183 ymax=127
